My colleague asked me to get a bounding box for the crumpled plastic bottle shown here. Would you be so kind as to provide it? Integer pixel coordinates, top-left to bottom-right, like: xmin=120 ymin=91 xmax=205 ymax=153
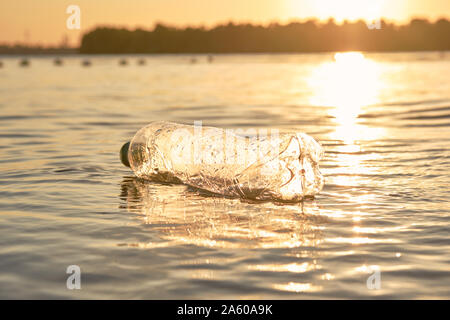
xmin=120 ymin=121 xmax=324 ymax=202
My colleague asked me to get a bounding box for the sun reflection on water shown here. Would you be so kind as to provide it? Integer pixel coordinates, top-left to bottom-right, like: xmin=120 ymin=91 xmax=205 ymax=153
xmin=273 ymin=282 xmax=323 ymax=293
xmin=308 ymin=52 xmax=387 ymax=200
xmin=248 ymin=262 xmax=319 ymax=273
xmin=309 ymin=51 xmax=384 ymax=144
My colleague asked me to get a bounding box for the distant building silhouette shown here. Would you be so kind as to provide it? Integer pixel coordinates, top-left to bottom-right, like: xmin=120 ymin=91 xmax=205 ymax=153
xmin=0 ymin=45 xmax=76 ymax=55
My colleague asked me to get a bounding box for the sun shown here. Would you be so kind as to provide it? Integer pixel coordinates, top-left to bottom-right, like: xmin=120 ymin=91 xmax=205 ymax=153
xmin=308 ymin=0 xmax=386 ymax=23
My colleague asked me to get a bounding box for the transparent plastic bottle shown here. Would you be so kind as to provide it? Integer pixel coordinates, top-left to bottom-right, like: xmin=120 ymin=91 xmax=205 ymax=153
xmin=120 ymin=121 xmax=324 ymax=202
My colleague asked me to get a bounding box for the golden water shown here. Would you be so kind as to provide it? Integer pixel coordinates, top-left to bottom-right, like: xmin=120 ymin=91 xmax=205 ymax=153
xmin=0 ymin=52 xmax=449 ymax=298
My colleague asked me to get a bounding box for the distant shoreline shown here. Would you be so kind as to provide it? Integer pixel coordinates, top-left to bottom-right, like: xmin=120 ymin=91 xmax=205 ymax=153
xmin=2 ymin=18 xmax=450 ymax=55
xmin=79 ymin=19 xmax=450 ymax=54
xmin=1 ymin=49 xmax=449 ymax=56
xmin=0 ymin=46 xmax=77 ymax=55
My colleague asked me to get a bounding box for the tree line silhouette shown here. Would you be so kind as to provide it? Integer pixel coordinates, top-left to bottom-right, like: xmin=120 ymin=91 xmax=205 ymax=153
xmin=79 ymin=18 xmax=450 ymax=54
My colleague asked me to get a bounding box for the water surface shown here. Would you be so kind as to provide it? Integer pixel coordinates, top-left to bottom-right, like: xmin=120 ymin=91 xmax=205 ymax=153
xmin=0 ymin=52 xmax=449 ymax=298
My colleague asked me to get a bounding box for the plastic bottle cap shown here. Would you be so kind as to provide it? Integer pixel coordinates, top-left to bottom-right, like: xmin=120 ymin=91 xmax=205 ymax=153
xmin=120 ymin=142 xmax=131 ymax=168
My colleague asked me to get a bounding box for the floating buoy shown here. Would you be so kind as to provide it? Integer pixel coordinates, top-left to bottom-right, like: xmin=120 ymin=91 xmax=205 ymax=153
xmin=19 ymin=59 xmax=30 ymax=67
xmin=54 ymin=58 xmax=63 ymax=66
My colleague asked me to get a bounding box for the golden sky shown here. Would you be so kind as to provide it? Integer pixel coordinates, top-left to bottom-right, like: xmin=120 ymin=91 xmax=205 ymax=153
xmin=1 ymin=0 xmax=450 ymax=46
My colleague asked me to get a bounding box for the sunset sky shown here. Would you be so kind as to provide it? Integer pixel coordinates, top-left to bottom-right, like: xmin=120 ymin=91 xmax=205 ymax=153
xmin=1 ymin=0 xmax=450 ymax=46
